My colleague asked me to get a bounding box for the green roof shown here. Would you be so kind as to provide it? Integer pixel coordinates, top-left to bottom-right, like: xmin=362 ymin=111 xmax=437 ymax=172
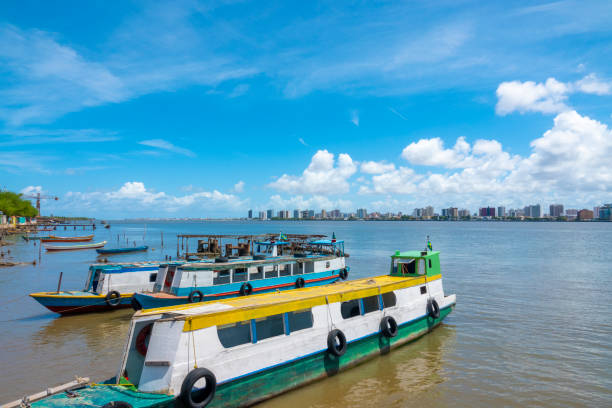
xmin=392 ymin=250 xmax=439 ymax=259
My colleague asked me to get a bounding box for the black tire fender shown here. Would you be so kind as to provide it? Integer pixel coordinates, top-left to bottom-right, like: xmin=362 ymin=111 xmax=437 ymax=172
xmin=339 ymin=268 xmax=348 ymax=280
xmin=295 ymin=277 xmax=305 ymax=288
xmin=239 ymin=282 xmax=253 ymax=296
xmin=180 ymin=367 xmax=217 ymax=408
xmin=105 ymin=291 xmax=121 ymax=307
xmin=327 ymin=329 xmax=347 ymax=357
xmin=428 ymin=299 xmax=440 ymax=319
xmin=188 ymin=290 xmax=204 ymax=303
xmin=381 ymin=316 xmax=398 ymax=338
xmin=130 ymin=296 xmax=142 ymax=311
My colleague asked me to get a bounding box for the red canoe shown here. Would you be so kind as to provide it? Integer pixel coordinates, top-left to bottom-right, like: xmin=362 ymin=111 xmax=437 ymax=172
xmin=41 ymin=235 xmax=94 ymax=243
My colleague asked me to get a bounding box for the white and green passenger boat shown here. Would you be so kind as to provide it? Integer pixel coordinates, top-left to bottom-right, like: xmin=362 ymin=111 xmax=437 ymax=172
xmin=12 ymin=249 xmax=456 ymax=408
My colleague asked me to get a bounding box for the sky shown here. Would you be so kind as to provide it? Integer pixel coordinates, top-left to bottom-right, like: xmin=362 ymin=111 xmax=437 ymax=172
xmin=1 ymin=0 xmax=612 ymax=218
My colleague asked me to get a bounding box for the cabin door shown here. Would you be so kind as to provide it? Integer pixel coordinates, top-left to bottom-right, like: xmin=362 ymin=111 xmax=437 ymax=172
xmin=92 ymin=269 xmax=102 ymax=292
xmin=163 ymin=266 xmax=177 ymax=293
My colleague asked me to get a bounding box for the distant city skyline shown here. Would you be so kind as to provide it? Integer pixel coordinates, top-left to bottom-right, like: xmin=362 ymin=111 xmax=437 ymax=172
xmin=1 ymin=1 xmax=611 ymax=218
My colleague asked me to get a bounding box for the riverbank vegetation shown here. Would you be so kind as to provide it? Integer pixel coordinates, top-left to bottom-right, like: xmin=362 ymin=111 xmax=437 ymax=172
xmin=0 ymin=192 xmax=37 ymax=217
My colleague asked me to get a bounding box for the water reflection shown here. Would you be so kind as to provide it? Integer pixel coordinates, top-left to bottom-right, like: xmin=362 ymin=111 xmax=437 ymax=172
xmin=261 ymin=324 xmax=456 ymax=408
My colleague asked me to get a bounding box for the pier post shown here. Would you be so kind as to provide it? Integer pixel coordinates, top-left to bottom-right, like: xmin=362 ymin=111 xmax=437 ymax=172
xmin=56 ymin=272 xmax=63 ymax=293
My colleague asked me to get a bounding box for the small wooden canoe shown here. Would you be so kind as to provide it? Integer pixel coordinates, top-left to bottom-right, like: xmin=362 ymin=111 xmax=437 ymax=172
xmin=41 ymin=235 xmax=94 ymax=243
xmin=45 ymin=241 xmax=107 ymax=251
xmin=96 ymin=245 xmax=149 ymax=255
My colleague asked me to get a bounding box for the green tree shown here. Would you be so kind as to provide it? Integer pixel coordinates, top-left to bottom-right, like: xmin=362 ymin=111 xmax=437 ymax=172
xmin=0 ymin=192 xmax=38 ymax=217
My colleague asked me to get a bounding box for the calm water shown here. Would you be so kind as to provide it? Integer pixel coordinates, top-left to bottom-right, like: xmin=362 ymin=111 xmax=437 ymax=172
xmin=0 ymin=221 xmax=610 ymax=407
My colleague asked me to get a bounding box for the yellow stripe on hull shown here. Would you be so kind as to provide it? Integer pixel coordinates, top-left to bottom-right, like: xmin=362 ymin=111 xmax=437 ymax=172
xmin=136 ymin=274 xmax=441 ymax=332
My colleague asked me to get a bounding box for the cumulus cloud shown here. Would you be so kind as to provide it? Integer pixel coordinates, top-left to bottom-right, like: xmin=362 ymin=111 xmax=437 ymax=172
xmin=362 ymin=110 xmax=611 ymax=206
xmin=268 ymin=150 xmax=357 ymax=194
xmin=495 ymin=74 xmax=612 ymax=115
xmin=360 ymin=161 xmax=396 ymax=174
xmin=20 ymin=186 xmax=43 ymax=195
xmin=64 ymin=181 xmax=243 ymax=215
xmin=496 ymin=78 xmax=569 ymax=115
xmin=267 ymin=194 xmax=352 ymax=212
xmin=401 ymin=136 xmax=470 ymax=167
xmin=138 ymin=139 xmax=195 ymax=157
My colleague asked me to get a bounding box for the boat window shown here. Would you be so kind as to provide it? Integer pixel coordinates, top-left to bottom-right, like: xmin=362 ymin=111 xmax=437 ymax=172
xmin=217 ymin=321 xmax=251 ymax=348
xmin=213 ymin=270 xmax=231 ymax=285
xmin=341 ymin=299 xmax=361 ymax=319
xmin=325 ymin=261 xmax=330 ymax=268
xmin=304 ymin=262 xmax=315 ymax=274
xmin=279 ymin=264 xmax=291 ymax=276
xmin=255 ymin=314 xmax=284 ymax=341
xmin=250 ymin=267 xmax=263 ymax=280
xmin=392 ymin=258 xmax=400 ymax=275
xmin=420 ymin=286 xmax=427 ymax=295
xmin=233 ymin=268 xmax=247 ymax=282
xmin=418 ymin=259 xmax=426 ymax=275
xmin=362 ymin=295 xmax=379 ymax=314
xmin=401 ymin=260 xmax=416 ymax=275
xmin=287 ymin=309 xmax=313 ymax=332
xmin=428 ymin=259 xmax=432 ymax=268
xmin=265 ymin=265 xmax=278 ymax=279
xmin=382 ymin=291 xmax=397 ymax=308
xmin=149 ymin=273 xmax=157 ymax=283
xmin=293 ymin=263 xmax=303 ymax=275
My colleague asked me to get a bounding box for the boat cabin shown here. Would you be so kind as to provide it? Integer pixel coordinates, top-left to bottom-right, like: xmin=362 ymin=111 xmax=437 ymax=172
xmin=390 ymin=250 xmax=441 ymax=277
xmin=83 ymin=262 xmax=166 ymax=295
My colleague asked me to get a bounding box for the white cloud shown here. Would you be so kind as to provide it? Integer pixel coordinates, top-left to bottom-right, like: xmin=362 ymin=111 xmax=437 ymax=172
xmin=495 ymin=74 xmax=612 ymax=115
xmin=268 ymin=150 xmax=357 ymax=194
xmin=351 ymin=110 xmax=359 ymax=126
xmin=20 ymin=186 xmax=42 ymax=195
xmin=138 ymin=139 xmax=195 ymax=157
xmin=574 ymin=73 xmax=611 ymax=95
xmin=495 ymin=78 xmax=569 ymax=115
xmin=361 ymin=110 xmax=611 ymax=207
xmin=267 ymin=194 xmax=352 ymax=212
xmin=233 ymin=181 xmax=245 ymax=193
xmin=298 ymin=138 xmax=308 ymax=146
xmin=360 ymin=160 xmax=396 ymax=174
xmin=64 ymin=181 xmax=243 ymax=215
xmin=401 ymin=136 xmax=470 ymax=167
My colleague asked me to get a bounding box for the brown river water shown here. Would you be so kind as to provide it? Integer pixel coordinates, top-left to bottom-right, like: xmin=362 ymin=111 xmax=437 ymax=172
xmin=0 ymin=221 xmax=610 ymax=407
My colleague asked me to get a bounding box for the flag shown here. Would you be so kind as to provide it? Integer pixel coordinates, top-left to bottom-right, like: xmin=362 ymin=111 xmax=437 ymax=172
xmin=280 ymin=233 xmax=287 ymax=241
xmin=427 ymin=240 xmax=432 ymax=250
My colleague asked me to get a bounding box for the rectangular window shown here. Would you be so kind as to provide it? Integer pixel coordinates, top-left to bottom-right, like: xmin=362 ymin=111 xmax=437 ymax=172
xmin=401 ymin=260 xmax=416 ymax=275
xmin=233 ymin=268 xmax=247 ymax=282
xmin=382 ymin=291 xmax=397 ymax=308
xmin=293 ymin=263 xmax=304 ymax=275
xmin=287 ymin=309 xmax=313 ymax=332
xmin=304 ymin=262 xmax=315 ymax=274
xmin=325 ymin=261 xmax=330 ymax=268
xmin=362 ymin=295 xmax=379 ymax=314
xmin=213 ymin=270 xmax=230 ymax=285
xmin=279 ymin=264 xmax=291 ymax=276
xmin=341 ymin=299 xmax=361 ymax=319
xmin=250 ymin=266 xmax=263 ymax=280
xmin=265 ymin=265 xmax=278 ymax=279
xmin=420 ymin=286 xmax=427 ymax=295
xmin=149 ymin=273 xmax=157 ymax=283
xmin=255 ymin=314 xmax=285 ymax=341
xmin=217 ymin=321 xmax=251 ymax=348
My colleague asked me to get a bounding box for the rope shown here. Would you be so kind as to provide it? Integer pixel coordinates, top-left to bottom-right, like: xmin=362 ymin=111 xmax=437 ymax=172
xmin=325 ymin=295 xmax=335 ymax=331
xmin=190 ymin=319 xmax=198 ymax=368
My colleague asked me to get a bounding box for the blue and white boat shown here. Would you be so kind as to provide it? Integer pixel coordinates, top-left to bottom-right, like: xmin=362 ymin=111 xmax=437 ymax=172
xmin=30 ymin=261 xmax=185 ymax=315
xmin=131 ymin=238 xmax=349 ymax=310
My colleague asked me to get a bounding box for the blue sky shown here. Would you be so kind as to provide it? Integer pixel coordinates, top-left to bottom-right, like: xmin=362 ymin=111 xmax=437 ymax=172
xmin=1 ymin=0 xmax=611 ymax=217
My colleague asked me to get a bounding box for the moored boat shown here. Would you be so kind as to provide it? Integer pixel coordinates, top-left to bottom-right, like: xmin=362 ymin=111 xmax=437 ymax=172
xmin=41 ymin=234 xmax=94 ymax=242
xmin=17 ymin=247 xmax=455 ymax=407
xmin=44 ymin=240 xmax=107 ymax=251
xmin=96 ymin=245 xmax=149 ymax=255
xmin=29 ymin=261 xmax=178 ymax=314
xmin=131 ymin=237 xmax=348 ymax=310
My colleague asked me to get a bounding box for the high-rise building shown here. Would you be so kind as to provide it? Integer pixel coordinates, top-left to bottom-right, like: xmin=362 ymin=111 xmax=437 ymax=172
xmin=577 ymin=209 xmax=594 ymax=220
xmin=497 ymin=206 xmax=506 ymax=217
xmin=413 ymin=208 xmax=422 ymax=217
xmin=330 ymin=209 xmax=341 ymax=218
xmin=248 ymin=209 xmax=253 ymax=219
xmin=524 ymin=204 xmax=541 ymax=218
xmin=449 ymin=208 xmax=458 ymax=218
xmin=479 ymin=207 xmax=496 ymax=217
xmin=565 ymin=209 xmax=578 ymax=219
xmin=320 ymin=209 xmax=327 ymax=219
xmin=308 ymin=210 xmax=315 ymax=218
xmin=423 ymin=206 xmax=434 ymax=217
xmin=301 ymin=210 xmax=310 ymax=219
xmin=458 ymin=209 xmax=470 ymax=217
xmin=293 ymin=209 xmax=301 ymax=219
xmin=441 ymin=209 xmax=449 ymax=217
xmin=599 ymin=204 xmax=612 ymax=220
xmin=267 ymin=209 xmax=274 ymax=219
xmin=550 ymin=204 xmax=564 ymax=217
xmin=259 ymin=211 xmax=266 ymax=220
xmin=356 ymin=208 xmax=367 ymax=218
